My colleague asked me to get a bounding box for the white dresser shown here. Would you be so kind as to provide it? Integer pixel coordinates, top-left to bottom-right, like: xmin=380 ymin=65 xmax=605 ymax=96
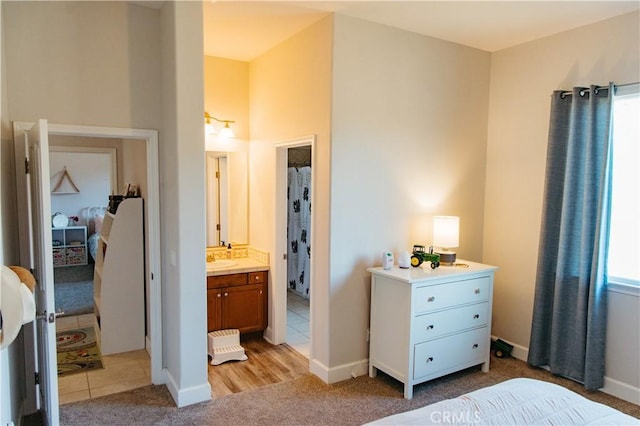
xmin=368 ymin=260 xmax=498 ymax=399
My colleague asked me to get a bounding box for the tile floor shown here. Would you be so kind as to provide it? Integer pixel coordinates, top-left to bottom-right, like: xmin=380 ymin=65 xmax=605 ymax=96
xmin=286 ymin=290 xmax=310 ymax=358
xmin=56 ymin=314 xmax=151 ymax=405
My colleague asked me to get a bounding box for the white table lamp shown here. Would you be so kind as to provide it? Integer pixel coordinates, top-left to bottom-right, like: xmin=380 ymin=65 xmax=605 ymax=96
xmin=433 ymin=216 xmax=459 ymax=265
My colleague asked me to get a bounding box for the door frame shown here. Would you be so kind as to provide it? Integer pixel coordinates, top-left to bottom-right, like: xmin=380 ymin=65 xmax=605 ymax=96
xmin=14 ymin=121 xmax=165 ymax=413
xmin=274 ymin=135 xmax=315 ymax=352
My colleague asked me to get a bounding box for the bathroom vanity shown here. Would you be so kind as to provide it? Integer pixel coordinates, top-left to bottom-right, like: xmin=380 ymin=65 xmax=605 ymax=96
xmin=206 ymin=248 xmax=269 ymax=334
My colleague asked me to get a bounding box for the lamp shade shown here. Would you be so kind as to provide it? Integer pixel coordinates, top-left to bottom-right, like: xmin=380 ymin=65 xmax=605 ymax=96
xmin=432 ymin=216 xmax=459 ymax=249
xmin=218 ymin=124 xmax=235 ymax=140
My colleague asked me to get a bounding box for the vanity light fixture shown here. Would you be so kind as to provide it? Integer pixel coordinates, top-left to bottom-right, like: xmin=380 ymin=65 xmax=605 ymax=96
xmin=433 ymin=215 xmax=459 ymax=265
xmin=204 ymin=112 xmax=235 ymax=139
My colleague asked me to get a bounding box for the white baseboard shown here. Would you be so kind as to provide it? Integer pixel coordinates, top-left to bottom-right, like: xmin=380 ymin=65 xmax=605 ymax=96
xmin=309 ymin=357 xmax=369 ymax=384
xmin=490 ymin=335 xmax=640 ymax=405
xmin=602 ymin=376 xmax=640 ymax=405
xmin=262 ymin=326 xmax=275 ymax=344
xmin=145 ymin=335 xmax=152 ymax=357
xmin=164 ymin=370 xmax=212 ymax=408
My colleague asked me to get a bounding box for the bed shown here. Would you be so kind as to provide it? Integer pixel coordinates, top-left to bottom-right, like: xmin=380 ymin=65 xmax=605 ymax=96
xmin=82 ymin=206 xmax=107 ymax=262
xmin=366 ymin=378 xmax=638 ymax=425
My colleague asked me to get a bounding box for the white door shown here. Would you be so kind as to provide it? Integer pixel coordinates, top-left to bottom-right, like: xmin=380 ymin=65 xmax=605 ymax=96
xmin=24 ymin=119 xmax=59 ymax=425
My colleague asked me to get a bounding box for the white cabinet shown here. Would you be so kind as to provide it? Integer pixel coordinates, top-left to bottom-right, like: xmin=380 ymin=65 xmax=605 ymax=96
xmin=368 ymin=260 xmax=498 ymax=399
xmin=93 ymin=198 xmax=145 ymax=355
xmin=52 ymin=226 xmax=87 ymax=267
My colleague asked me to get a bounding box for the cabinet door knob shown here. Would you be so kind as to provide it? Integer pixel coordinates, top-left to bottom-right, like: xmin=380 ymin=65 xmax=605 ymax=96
xmin=474 ymin=288 xmax=481 ymax=294
xmin=473 ymin=314 xmax=480 ymax=319
xmin=427 ymin=296 xmax=435 ymax=302
xmin=473 ymin=343 xmax=479 ymax=349
xmin=426 ymin=357 xmax=434 ymax=363
xmin=217 ymin=293 xmax=221 ymax=298
xmin=224 ymin=292 xmax=228 ymax=297
xmin=426 ymin=325 xmax=434 ymax=330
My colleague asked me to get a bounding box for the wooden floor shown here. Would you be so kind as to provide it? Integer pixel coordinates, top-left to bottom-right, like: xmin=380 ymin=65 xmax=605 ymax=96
xmin=208 ymin=334 xmax=309 ymax=397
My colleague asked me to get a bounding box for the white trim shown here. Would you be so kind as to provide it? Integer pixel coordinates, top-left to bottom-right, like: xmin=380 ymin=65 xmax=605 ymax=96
xmin=602 ymin=376 xmax=640 ymax=405
xmin=490 ymin=335 xmax=529 ymax=362
xmin=615 ymin=83 xmax=640 ymax=97
xmin=165 ymin=371 xmax=211 ymax=408
xmin=310 ymin=357 xmax=369 ymax=384
xmin=607 ymin=280 xmax=640 ymax=297
xmin=490 ymin=335 xmax=640 ymax=404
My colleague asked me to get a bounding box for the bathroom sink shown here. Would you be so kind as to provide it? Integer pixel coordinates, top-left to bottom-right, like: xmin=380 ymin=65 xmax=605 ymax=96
xmin=207 ymin=259 xmax=237 ymax=269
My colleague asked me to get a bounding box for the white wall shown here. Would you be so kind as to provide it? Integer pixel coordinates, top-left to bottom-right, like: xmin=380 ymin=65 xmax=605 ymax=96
xmin=249 ymin=16 xmax=333 ymax=370
xmin=0 ymin=2 xmax=24 ymax=424
xmin=330 ymin=15 xmax=491 ymax=378
xmin=484 ymin=11 xmax=640 ymax=402
xmin=159 ymin=1 xmax=210 ymax=407
xmin=49 ymin=150 xmax=112 ymax=220
xmin=2 ymin=0 xmax=211 ymax=412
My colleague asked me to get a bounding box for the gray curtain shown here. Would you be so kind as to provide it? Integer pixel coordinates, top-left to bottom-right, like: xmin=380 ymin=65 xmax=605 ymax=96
xmin=528 ymin=84 xmax=614 ymax=390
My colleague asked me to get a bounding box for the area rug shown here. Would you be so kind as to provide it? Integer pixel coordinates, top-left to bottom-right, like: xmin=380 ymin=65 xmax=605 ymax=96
xmin=54 ymin=280 xmax=94 ymax=317
xmin=57 ymin=327 xmax=104 ymax=377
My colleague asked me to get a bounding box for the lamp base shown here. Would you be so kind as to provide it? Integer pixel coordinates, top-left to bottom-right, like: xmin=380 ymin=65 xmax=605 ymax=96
xmin=436 ymin=251 xmax=456 ymax=265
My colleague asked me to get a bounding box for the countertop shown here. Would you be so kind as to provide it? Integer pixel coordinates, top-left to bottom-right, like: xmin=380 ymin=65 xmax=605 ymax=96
xmin=206 ymin=257 xmax=269 ymax=276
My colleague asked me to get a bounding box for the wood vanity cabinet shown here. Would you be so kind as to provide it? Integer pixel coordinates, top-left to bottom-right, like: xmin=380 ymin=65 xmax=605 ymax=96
xmin=207 ymin=271 xmax=268 ymax=334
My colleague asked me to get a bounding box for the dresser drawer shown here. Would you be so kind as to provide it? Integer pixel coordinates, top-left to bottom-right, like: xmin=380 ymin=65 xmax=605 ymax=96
xmin=413 ymin=327 xmax=488 ymax=380
xmin=413 ymin=276 xmax=490 ymax=314
xmin=413 ymin=302 xmax=489 ymax=342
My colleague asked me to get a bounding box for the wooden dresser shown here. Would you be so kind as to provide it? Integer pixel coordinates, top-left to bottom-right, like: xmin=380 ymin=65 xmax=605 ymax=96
xmin=368 ymin=260 xmax=498 ymax=399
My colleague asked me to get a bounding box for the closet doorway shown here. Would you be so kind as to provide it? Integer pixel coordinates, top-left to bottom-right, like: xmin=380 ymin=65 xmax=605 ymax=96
xmin=275 ymin=136 xmax=315 ymax=359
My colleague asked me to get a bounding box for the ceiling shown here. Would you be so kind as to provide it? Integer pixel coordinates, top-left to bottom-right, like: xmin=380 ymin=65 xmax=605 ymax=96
xmin=203 ymin=1 xmax=639 ymax=61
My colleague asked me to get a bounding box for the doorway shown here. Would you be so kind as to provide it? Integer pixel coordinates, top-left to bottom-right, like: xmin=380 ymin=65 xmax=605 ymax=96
xmin=48 ymin=138 xmax=151 ymax=403
xmin=285 ymin=146 xmax=312 ymax=357
xmin=275 ymin=136 xmax=315 ymax=358
xmin=13 ymin=122 xmax=163 ymax=416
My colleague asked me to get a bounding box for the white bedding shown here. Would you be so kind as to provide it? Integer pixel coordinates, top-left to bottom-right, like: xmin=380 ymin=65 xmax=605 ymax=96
xmin=366 ymin=378 xmax=638 ymax=425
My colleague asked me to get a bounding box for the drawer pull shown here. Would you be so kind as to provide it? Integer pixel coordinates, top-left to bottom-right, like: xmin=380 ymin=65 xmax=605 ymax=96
xmin=473 ymin=343 xmax=479 ymax=349
xmin=426 ymin=357 xmax=434 ymax=363
xmin=473 ymin=314 xmax=480 ymax=319
xmin=426 ymin=325 xmax=434 ymax=330
xmin=255 ymin=275 xmax=260 ymax=280
xmin=427 ymin=296 xmax=435 ymax=302
xmin=474 ymin=288 xmax=481 ymax=294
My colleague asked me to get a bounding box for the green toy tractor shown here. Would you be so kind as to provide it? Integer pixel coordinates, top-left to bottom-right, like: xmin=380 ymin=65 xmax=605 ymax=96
xmin=410 ymin=245 xmax=440 ymax=269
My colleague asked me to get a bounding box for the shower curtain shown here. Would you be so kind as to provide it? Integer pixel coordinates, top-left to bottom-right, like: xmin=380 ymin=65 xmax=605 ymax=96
xmin=287 ymin=166 xmax=311 ymax=299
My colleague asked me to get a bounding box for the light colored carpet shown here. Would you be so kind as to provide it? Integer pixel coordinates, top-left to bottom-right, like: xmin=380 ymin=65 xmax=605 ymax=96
xmin=59 ymin=355 xmax=639 ymax=425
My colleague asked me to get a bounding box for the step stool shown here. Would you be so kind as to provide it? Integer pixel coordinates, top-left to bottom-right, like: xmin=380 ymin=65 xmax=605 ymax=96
xmin=207 ymin=329 xmax=248 ymax=366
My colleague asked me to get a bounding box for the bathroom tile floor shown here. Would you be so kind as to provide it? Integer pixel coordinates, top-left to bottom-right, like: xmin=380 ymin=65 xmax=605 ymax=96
xmin=56 ymin=314 xmax=151 ymax=405
xmin=286 ymin=290 xmax=310 ymax=358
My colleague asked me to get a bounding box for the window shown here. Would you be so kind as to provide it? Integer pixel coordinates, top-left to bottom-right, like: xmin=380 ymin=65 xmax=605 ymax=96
xmin=608 ymin=86 xmax=640 ymax=287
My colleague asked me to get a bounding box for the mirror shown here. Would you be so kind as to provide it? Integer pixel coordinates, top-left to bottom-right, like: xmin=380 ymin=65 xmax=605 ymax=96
xmin=206 ymin=151 xmax=248 ymax=246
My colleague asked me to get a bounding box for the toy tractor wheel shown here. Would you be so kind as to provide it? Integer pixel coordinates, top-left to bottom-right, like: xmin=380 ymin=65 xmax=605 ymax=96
xmin=430 ymin=261 xmax=440 ymax=269
xmin=410 ymin=255 xmax=422 ymax=267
